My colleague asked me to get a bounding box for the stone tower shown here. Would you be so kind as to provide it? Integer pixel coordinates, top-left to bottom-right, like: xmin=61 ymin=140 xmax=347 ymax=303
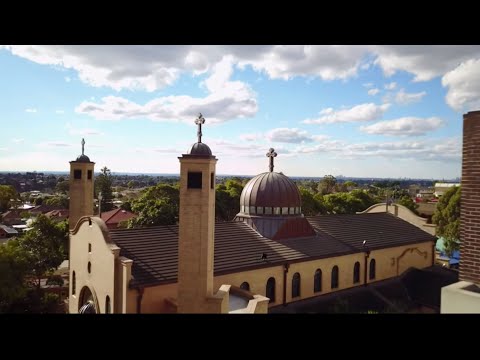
xmin=69 ymin=138 xmax=95 ymax=230
xmin=177 ymin=114 xmax=223 ymax=313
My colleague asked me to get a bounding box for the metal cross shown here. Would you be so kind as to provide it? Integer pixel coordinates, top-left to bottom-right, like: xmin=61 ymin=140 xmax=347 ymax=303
xmin=266 ymin=148 xmax=277 ymax=172
xmin=194 ymin=113 xmax=205 ymax=143
xmin=81 ymin=138 xmax=85 ymax=155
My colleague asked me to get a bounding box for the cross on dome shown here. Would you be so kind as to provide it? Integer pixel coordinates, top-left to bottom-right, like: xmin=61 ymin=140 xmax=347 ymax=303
xmin=266 ymin=148 xmax=277 ymax=172
xmin=195 ymin=113 xmax=206 ymax=143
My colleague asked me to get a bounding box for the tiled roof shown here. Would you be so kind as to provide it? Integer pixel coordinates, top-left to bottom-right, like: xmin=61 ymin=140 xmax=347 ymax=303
xmin=45 ymin=209 xmax=69 ymax=219
xmin=110 ymin=213 xmax=436 ymax=288
xmin=101 ymin=208 xmax=136 ymax=225
xmin=306 ymin=213 xmax=437 ymax=251
xmin=1 ymin=210 xmax=21 ymax=219
xmin=0 ymin=224 xmax=18 ymax=234
xmin=31 ymin=205 xmax=65 ymax=214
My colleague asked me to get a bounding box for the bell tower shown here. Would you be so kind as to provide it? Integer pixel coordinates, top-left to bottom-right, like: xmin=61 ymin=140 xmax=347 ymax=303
xmin=69 ymin=138 xmax=95 ymax=230
xmin=177 ymin=113 xmax=224 ymax=313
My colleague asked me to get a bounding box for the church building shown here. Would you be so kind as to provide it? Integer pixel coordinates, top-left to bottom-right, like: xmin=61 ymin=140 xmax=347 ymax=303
xmin=68 ymin=114 xmax=436 ymax=314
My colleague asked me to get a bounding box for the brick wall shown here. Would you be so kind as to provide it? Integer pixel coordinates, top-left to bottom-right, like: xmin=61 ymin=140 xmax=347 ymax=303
xmin=460 ymin=111 xmax=480 ymax=283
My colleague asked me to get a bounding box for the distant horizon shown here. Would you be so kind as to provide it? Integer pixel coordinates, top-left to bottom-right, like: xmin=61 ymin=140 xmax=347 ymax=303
xmin=0 ymin=170 xmax=461 ymax=182
xmin=1 ymin=46 xmax=475 ymax=178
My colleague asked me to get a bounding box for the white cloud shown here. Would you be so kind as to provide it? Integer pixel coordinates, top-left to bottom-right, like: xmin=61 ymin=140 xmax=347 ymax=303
xmin=292 ymin=136 xmax=460 ymax=163
xmin=363 ymin=82 xmax=374 ymax=88
xmin=64 ymin=76 xmax=71 ymax=82
xmin=12 ymin=138 xmax=24 ymax=144
xmin=239 ymin=129 xmax=329 ymax=144
xmin=394 ymin=89 xmax=427 ymax=105
xmin=25 ymin=108 xmax=37 ymax=113
xmin=371 ymin=45 xmax=480 ymax=82
xmin=239 ymin=133 xmax=262 ymax=142
xmin=38 ymin=141 xmax=73 ymax=148
xmin=266 ymin=128 xmax=314 ymax=143
xmin=368 ymin=88 xmax=380 ymax=96
xmin=3 ymin=45 xmax=480 ymax=93
xmin=75 ymin=56 xmax=257 ymax=124
xmin=303 ymin=103 xmax=390 ymax=124
xmin=73 ymin=128 xmax=102 ymax=136
xmin=384 ymin=82 xmax=397 ymax=90
xmin=311 ymin=135 xmax=330 ymax=141
xmin=151 ymin=147 xmax=180 ymax=153
xmin=65 ymin=122 xmax=103 ymax=136
xmin=294 ymin=139 xmax=344 ymax=154
xmin=56 ymin=110 xmax=65 ymax=114
xmin=0 ymin=147 xmax=8 ymax=151
xmin=360 ymin=117 xmax=444 ymax=136
xmin=240 ymin=45 xmax=368 ymax=81
xmin=442 ymin=58 xmax=480 ymax=111
xmin=210 ymin=139 xmax=265 ymax=157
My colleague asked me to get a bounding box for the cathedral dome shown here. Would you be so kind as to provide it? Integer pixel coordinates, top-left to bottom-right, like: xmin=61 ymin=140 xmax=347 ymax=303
xmin=239 ymin=171 xmax=302 ymax=216
xmin=188 ymin=142 xmax=212 ymax=156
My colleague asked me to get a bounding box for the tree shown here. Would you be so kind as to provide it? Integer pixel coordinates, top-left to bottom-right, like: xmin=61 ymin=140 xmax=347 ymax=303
xmin=0 ymin=185 xmax=17 ymax=212
xmin=120 ymin=200 xmax=132 ymax=212
xmin=396 ymin=195 xmax=418 ymax=214
xmin=0 ymin=239 xmax=30 ymax=312
xmin=55 ymin=180 xmax=69 ymax=194
xmin=299 ymin=188 xmax=323 ymax=215
xmin=45 ymin=196 xmax=69 ymax=208
xmin=127 ymin=183 xmax=179 ymax=228
xmin=34 ymin=197 xmax=44 ymax=206
xmin=323 ymin=190 xmax=375 ymax=215
xmin=433 ymin=186 xmax=461 ymax=257
xmin=318 ymin=175 xmax=337 ymax=195
xmin=18 ymin=215 xmax=68 ymax=290
xmin=344 ymin=180 xmax=357 ymax=189
xmin=215 ymin=179 xmax=244 ymax=221
xmin=95 ymin=166 xmax=114 ymax=212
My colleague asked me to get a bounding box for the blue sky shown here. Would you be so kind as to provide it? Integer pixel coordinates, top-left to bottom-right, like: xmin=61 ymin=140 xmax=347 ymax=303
xmin=1 ymin=45 xmax=479 ymax=179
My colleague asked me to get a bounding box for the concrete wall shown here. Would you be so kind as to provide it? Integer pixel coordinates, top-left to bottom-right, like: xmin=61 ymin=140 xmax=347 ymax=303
xmin=177 ymin=155 xmax=225 ymax=313
xmin=441 ymin=281 xmax=480 ymax=313
xmin=69 ymin=216 xmax=120 ymax=314
xmin=140 ymin=282 xmax=178 ymax=313
xmin=69 ymin=161 xmax=94 ymax=230
xmin=133 ymin=240 xmax=433 ymax=312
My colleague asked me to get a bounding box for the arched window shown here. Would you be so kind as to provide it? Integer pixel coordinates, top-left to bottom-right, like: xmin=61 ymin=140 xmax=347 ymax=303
xmin=314 ymin=269 xmax=322 ymax=293
xmin=331 ymin=266 xmax=339 ymax=289
xmin=292 ymin=272 xmax=301 ymax=298
xmin=369 ymin=258 xmax=376 ymax=280
xmin=105 ymin=295 xmax=111 ymax=314
xmin=240 ymin=282 xmax=250 ymax=291
xmin=78 ymin=286 xmax=96 ymax=314
xmin=72 ymin=271 xmax=76 ymax=295
xmin=266 ymin=277 xmax=276 ymax=303
xmin=353 ymin=262 xmax=360 ymax=284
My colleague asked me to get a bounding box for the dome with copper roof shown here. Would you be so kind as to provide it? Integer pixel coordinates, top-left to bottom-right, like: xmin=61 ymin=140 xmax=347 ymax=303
xmin=238 ymin=148 xmax=302 ymax=216
xmin=239 ymin=171 xmax=302 ymax=216
xmin=234 ymin=148 xmax=314 ymax=240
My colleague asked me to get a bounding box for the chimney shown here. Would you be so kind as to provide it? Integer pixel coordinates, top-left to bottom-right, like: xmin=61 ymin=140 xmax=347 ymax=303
xmin=459 ymin=111 xmax=480 ymax=284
